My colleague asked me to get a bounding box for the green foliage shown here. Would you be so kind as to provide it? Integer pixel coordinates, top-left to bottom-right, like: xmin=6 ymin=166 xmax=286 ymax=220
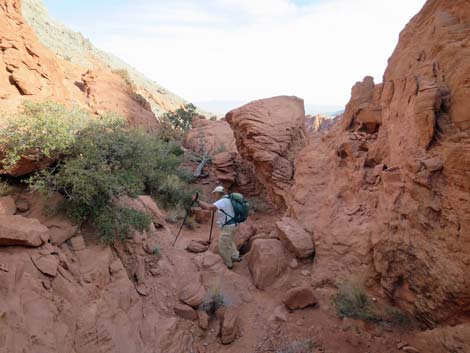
xmin=333 ymin=281 xmax=381 ymax=322
xmin=209 ymin=115 xmax=218 ymax=121
xmin=94 ymin=207 xmax=152 ymax=244
xmin=152 ymin=245 xmax=161 ymax=257
xmin=30 ymin=119 xmax=193 ymax=243
xmin=0 ymin=101 xmax=89 ymax=170
xmin=332 ymin=280 xmax=413 ymax=328
xmin=161 ymin=103 xmax=197 ymax=132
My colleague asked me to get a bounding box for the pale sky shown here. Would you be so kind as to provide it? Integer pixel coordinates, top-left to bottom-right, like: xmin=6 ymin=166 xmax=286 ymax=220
xmin=44 ymin=0 xmax=426 ymax=108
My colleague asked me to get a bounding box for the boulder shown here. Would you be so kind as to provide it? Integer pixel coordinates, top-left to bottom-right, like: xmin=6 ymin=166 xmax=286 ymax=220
xmin=0 ymin=215 xmax=49 ymax=247
xmin=31 ymin=254 xmax=59 ymax=277
xmin=283 ymin=287 xmax=318 ymax=310
xmin=226 ymin=96 xmax=306 ymax=208
xmin=234 ymin=222 xmax=257 ymax=250
xmin=47 ymin=218 xmax=78 ymax=246
xmin=174 ymin=303 xmax=197 ymax=321
xmin=179 ymin=282 xmax=206 ymax=308
xmin=0 ymin=196 xmax=16 ymax=215
xmin=197 ymin=310 xmax=209 ymax=330
xmin=248 ymin=239 xmax=287 ymax=289
xmin=186 ymin=240 xmax=210 ymax=253
xmin=220 ymin=307 xmax=239 ymax=344
xmin=276 ymin=217 xmax=314 ymax=258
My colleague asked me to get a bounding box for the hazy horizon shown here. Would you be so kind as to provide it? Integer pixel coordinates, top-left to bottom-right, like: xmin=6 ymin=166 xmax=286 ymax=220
xmin=43 ymin=0 xmax=426 ymax=110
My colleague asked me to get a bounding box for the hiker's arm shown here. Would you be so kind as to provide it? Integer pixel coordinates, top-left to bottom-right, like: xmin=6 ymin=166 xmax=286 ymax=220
xmin=196 ymin=199 xmax=218 ymax=212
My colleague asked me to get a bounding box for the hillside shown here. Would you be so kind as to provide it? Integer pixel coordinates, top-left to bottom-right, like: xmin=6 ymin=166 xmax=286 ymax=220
xmin=21 ymin=0 xmax=192 ymax=118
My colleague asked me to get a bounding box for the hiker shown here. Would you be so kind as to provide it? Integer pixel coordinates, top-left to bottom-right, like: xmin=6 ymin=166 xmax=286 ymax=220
xmin=193 ymin=186 xmax=242 ymax=269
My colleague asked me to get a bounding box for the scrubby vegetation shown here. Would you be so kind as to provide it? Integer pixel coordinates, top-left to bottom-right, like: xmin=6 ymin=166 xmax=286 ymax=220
xmin=0 ymin=101 xmax=89 ymax=170
xmin=200 ymin=285 xmax=227 ymax=317
xmin=158 ymin=103 xmax=198 ymax=142
xmin=112 ymin=68 xmax=136 ymax=91
xmin=0 ymin=102 xmax=195 ymax=243
xmin=332 ymin=280 xmax=413 ymax=328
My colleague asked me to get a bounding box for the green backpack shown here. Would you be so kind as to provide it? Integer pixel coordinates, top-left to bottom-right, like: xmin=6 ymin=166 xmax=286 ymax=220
xmin=223 ymin=193 xmax=249 ymax=225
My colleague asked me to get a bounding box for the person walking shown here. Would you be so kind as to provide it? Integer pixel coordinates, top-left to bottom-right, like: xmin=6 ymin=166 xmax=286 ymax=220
xmin=193 ymin=186 xmax=241 ymax=268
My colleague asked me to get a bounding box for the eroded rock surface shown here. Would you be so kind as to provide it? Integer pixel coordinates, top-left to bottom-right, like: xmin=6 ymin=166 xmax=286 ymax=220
xmin=289 ymin=0 xmax=470 ymax=325
xmin=226 ymin=96 xmax=306 ymax=208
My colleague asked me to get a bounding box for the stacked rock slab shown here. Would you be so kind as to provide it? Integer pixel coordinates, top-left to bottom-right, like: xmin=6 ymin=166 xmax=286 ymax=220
xmin=226 ymin=96 xmax=306 ymax=209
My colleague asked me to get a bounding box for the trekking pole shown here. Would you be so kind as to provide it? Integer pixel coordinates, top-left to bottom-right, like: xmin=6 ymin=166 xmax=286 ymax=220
xmin=172 ymin=192 xmax=199 ymax=247
xmin=208 ymin=210 xmax=215 ymax=244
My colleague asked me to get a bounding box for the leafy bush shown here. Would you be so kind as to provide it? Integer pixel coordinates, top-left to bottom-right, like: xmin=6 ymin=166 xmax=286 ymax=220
xmin=30 ymin=119 xmax=194 ymax=243
xmin=0 ymin=177 xmax=15 ymax=196
xmin=161 ymin=103 xmax=197 ymax=132
xmin=332 ymin=280 xmax=413 ymax=327
xmin=152 ymin=245 xmax=161 ymax=257
xmin=0 ymin=101 xmax=89 ymax=170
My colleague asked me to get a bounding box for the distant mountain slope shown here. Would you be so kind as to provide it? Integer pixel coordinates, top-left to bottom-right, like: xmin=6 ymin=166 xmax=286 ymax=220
xmin=22 ymin=0 xmax=198 ymax=117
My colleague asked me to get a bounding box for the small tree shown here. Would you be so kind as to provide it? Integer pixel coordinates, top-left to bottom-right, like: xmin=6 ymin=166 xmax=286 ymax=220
xmin=162 ymin=103 xmax=197 ymax=132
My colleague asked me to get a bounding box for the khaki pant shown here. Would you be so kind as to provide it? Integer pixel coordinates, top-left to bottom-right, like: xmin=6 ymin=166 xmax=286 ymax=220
xmin=219 ymin=225 xmax=239 ymax=268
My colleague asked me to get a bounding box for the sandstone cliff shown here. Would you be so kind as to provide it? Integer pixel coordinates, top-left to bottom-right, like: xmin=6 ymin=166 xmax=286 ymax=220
xmin=290 ymin=0 xmax=470 ymax=326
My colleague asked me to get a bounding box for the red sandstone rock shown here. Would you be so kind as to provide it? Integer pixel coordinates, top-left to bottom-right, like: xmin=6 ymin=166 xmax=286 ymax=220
xmin=179 ymin=281 xmax=206 ymax=308
xmin=283 ymin=287 xmax=317 ymax=310
xmin=289 ymin=0 xmax=470 ymax=324
xmin=276 ymin=217 xmax=314 ymax=258
xmin=226 ymin=96 xmax=306 ymax=209
xmin=31 ymin=254 xmax=59 ymax=277
xmin=220 ymin=307 xmax=239 ymax=344
xmin=174 ymin=303 xmax=198 ymax=321
xmin=0 ymin=215 xmax=48 ymax=247
xmin=0 ymin=196 xmax=16 ymax=215
xmin=248 ymin=238 xmax=287 ymax=289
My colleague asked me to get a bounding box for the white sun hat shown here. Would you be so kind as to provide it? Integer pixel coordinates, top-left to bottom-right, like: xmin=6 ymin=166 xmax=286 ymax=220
xmin=212 ymin=185 xmax=225 ymax=194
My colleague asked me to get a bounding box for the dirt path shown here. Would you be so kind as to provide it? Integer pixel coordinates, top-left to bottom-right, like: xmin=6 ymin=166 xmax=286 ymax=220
xmin=166 ymin=206 xmax=420 ymax=353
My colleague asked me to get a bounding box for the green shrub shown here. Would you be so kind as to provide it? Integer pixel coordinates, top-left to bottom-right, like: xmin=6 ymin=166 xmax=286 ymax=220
xmin=0 ymin=178 xmax=15 ymax=196
xmin=209 ymin=115 xmax=218 ymax=121
xmin=332 ymin=280 xmax=413 ymax=327
xmin=0 ymin=101 xmax=89 ymax=170
xmin=152 ymin=245 xmax=161 ymax=257
xmin=161 ymin=103 xmax=197 ymax=132
xmin=332 ymin=281 xmax=381 ymax=322
xmin=30 ymin=120 xmax=194 ymax=243
xmin=200 ymin=288 xmax=227 ymax=317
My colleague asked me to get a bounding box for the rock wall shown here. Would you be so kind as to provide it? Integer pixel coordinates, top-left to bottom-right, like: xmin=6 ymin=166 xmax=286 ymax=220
xmin=226 ymin=96 xmax=307 ymax=209
xmin=289 ymin=0 xmax=470 ymax=325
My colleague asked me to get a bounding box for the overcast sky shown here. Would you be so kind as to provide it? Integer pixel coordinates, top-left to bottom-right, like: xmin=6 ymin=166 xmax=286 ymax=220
xmin=44 ymin=0 xmax=426 ymax=108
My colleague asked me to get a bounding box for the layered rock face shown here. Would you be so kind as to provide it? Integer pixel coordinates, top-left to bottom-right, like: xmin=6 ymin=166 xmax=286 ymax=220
xmin=0 ymin=0 xmax=194 ymax=131
xmin=290 ymin=0 xmax=470 ymax=325
xmin=0 ymin=195 xmax=202 ymax=353
xmin=226 ymin=96 xmax=307 ymax=208
xmin=0 ymin=0 xmax=69 ymax=107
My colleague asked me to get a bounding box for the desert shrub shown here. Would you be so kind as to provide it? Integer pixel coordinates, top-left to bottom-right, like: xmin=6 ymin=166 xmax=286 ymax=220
xmin=161 ymin=103 xmax=197 ymax=132
xmin=333 ymin=280 xmax=413 ymax=327
xmin=152 ymin=245 xmax=161 ymax=257
xmin=200 ymin=289 xmax=227 ymax=317
xmin=209 ymin=115 xmax=218 ymax=121
xmin=0 ymin=101 xmax=89 ymax=170
xmin=333 ymin=281 xmax=381 ymax=322
xmin=30 ymin=120 xmax=193 ymax=243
